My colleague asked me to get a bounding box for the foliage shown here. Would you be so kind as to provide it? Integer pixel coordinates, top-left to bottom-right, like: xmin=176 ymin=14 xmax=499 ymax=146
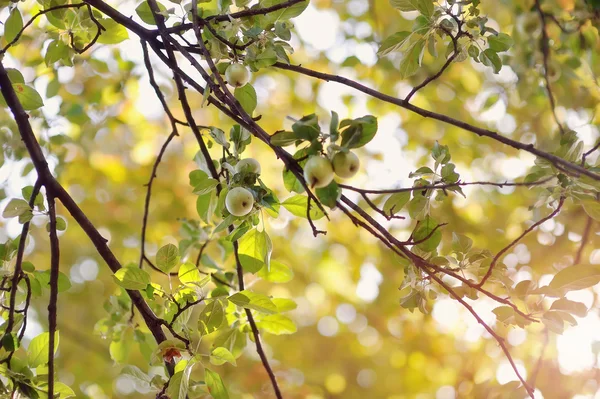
xmin=0 ymin=0 xmax=600 ymax=398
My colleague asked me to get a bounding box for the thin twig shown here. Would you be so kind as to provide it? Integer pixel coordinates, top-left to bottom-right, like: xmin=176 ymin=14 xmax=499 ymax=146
xmin=162 ymin=0 xmax=306 ymax=33
xmin=477 ymin=196 xmax=565 ymax=287
xmin=0 ymin=180 xmax=41 ymax=363
xmin=138 ymin=131 xmax=178 ymax=269
xmin=339 ymin=177 xmax=554 ymax=195
xmin=233 ymin=241 xmax=283 ymax=399
xmin=405 ymin=26 xmax=459 ymax=102
xmin=534 ymin=0 xmax=566 ymax=136
xmin=0 ymin=4 xmax=86 ymax=54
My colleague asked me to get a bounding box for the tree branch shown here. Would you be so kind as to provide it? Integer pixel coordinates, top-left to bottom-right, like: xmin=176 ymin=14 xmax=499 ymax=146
xmin=273 ymin=62 xmax=600 ymax=181
xmin=0 ymin=60 xmax=172 ymax=372
xmin=534 ymin=0 xmax=566 ymax=135
xmin=46 ymin=190 xmax=60 ymax=399
xmin=233 ymin=241 xmax=282 ymax=399
xmin=477 ymin=196 xmax=565 ymax=287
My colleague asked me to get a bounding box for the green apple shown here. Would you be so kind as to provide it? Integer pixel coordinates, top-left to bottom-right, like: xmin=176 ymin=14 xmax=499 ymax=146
xmin=225 ymin=187 xmax=254 ymax=216
xmin=332 ymin=151 xmax=360 ymax=178
xmin=225 ymin=63 xmax=250 ymax=88
xmin=235 ymin=158 xmax=261 ymax=175
xmin=304 ymin=156 xmax=334 ymax=188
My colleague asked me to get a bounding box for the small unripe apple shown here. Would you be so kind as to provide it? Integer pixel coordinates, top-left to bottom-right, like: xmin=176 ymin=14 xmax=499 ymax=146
xmin=225 ymin=187 xmax=254 ymax=217
xmin=235 ymin=158 xmax=261 ymax=175
xmin=304 ymin=156 xmax=334 ymax=188
xmin=225 ymin=63 xmax=250 ymax=88
xmin=332 ymin=151 xmax=360 ymax=178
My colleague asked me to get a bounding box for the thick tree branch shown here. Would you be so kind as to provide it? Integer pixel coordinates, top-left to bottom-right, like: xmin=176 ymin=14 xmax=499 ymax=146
xmin=46 ymin=191 xmax=60 ymax=399
xmin=0 ymin=61 xmax=171 ymax=367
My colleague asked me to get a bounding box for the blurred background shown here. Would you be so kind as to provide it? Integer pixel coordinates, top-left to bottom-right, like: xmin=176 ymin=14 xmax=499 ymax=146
xmin=1 ymin=0 xmax=600 ymax=397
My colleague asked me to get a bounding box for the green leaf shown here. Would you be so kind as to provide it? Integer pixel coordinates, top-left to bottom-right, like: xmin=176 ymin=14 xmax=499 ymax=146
xmin=44 ymin=40 xmax=69 ymax=66
xmin=96 ymin=18 xmax=129 ymax=44
xmin=237 ymin=228 xmax=270 ymax=273
xmin=292 ymin=114 xmax=320 ymax=141
xmin=258 ymin=0 xmax=309 ymax=25
xmin=316 ymin=180 xmax=341 ymax=208
xmin=480 ymin=49 xmax=502 ymax=73
xmin=257 ymin=314 xmax=297 ymax=335
xmin=270 ymin=130 xmax=301 ymax=146
xmin=550 ymin=298 xmax=588 ymax=317
xmin=197 ymin=192 xmax=217 ymax=223
xmin=2 ymin=199 xmax=31 ymax=218
xmin=253 ymin=47 xmax=278 ymax=68
xmin=178 ymin=262 xmax=203 ymax=285
xmin=213 ymin=328 xmax=247 ymax=358
xmin=582 ymin=200 xmax=600 ymax=222
xmin=156 ymin=244 xmax=180 ymax=273
xmin=136 ymin=1 xmax=167 ymax=25
xmin=329 ymin=111 xmax=339 ymax=141
xmin=389 ymin=0 xmax=417 ymax=11
xmin=340 ymin=115 xmax=378 ymax=149
xmin=193 ymin=178 xmax=219 ymax=195
xmin=383 ymin=191 xmax=410 ymax=216
xmin=398 ymin=38 xmax=425 ymax=79
xmin=228 ymin=290 xmax=278 ymax=314
xmin=28 ymin=332 xmax=58 ymax=368
xmin=431 ymin=141 xmax=451 ymax=165
xmin=257 ymin=260 xmax=293 ymax=283
xmin=209 ymin=127 xmax=230 ymax=148
xmin=113 ymin=267 xmax=151 ymax=290
xmin=166 ymin=372 xmax=187 ymax=399
xmin=234 ymin=84 xmax=257 ymax=115
xmin=272 ymin=298 xmax=297 ymax=312
xmin=35 ymin=271 xmax=71 ymax=292
xmin=412 ymin=216 xmax=442 ymax=252
xmin=205 ymin=369 xmax=230 ymax=399
xmin=11 ymin=84 xmax=44 ymax=110
xmin=407 ymin=195 xmax=428 ymax=219
xmin=189 ymin=170 xmax=209 ymax=187
xmin=377 ymin=31 xmax=412 ymax=56
xmin=4 ymin=8 xmax=23 ymax=44
xmin=281 ymin=195 xmax=325 ymax=220
xmin=452 ymin=233 xmax=473 ymax=254
xmin=198 ymin=300 xmax=225 ymax=335
xmin=488 ymin=33 xmax=514 ymax=52
xmin=210 ymin=347 xmax=237 ymax=366
xmin=6 ymin=68 xmax=24 ymax=84
xmin=121 ymin=365 xmax=152 ymax=390
xmin=548 ymin=264 xmax=600 ymax=294
xmin=441 ymin=163 xmax=459 ymax=183
xmin=409 ymin=166 xmax=435 ymax=178
xmin=53 ymin=382 xmax=76 ymax=399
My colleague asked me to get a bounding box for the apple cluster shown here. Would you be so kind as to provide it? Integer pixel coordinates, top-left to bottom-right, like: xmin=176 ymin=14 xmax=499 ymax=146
xmin=303 ymin=151 xmax=360 ymax=188
xmin=225 ymin=158 xmax=261 ymax=217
